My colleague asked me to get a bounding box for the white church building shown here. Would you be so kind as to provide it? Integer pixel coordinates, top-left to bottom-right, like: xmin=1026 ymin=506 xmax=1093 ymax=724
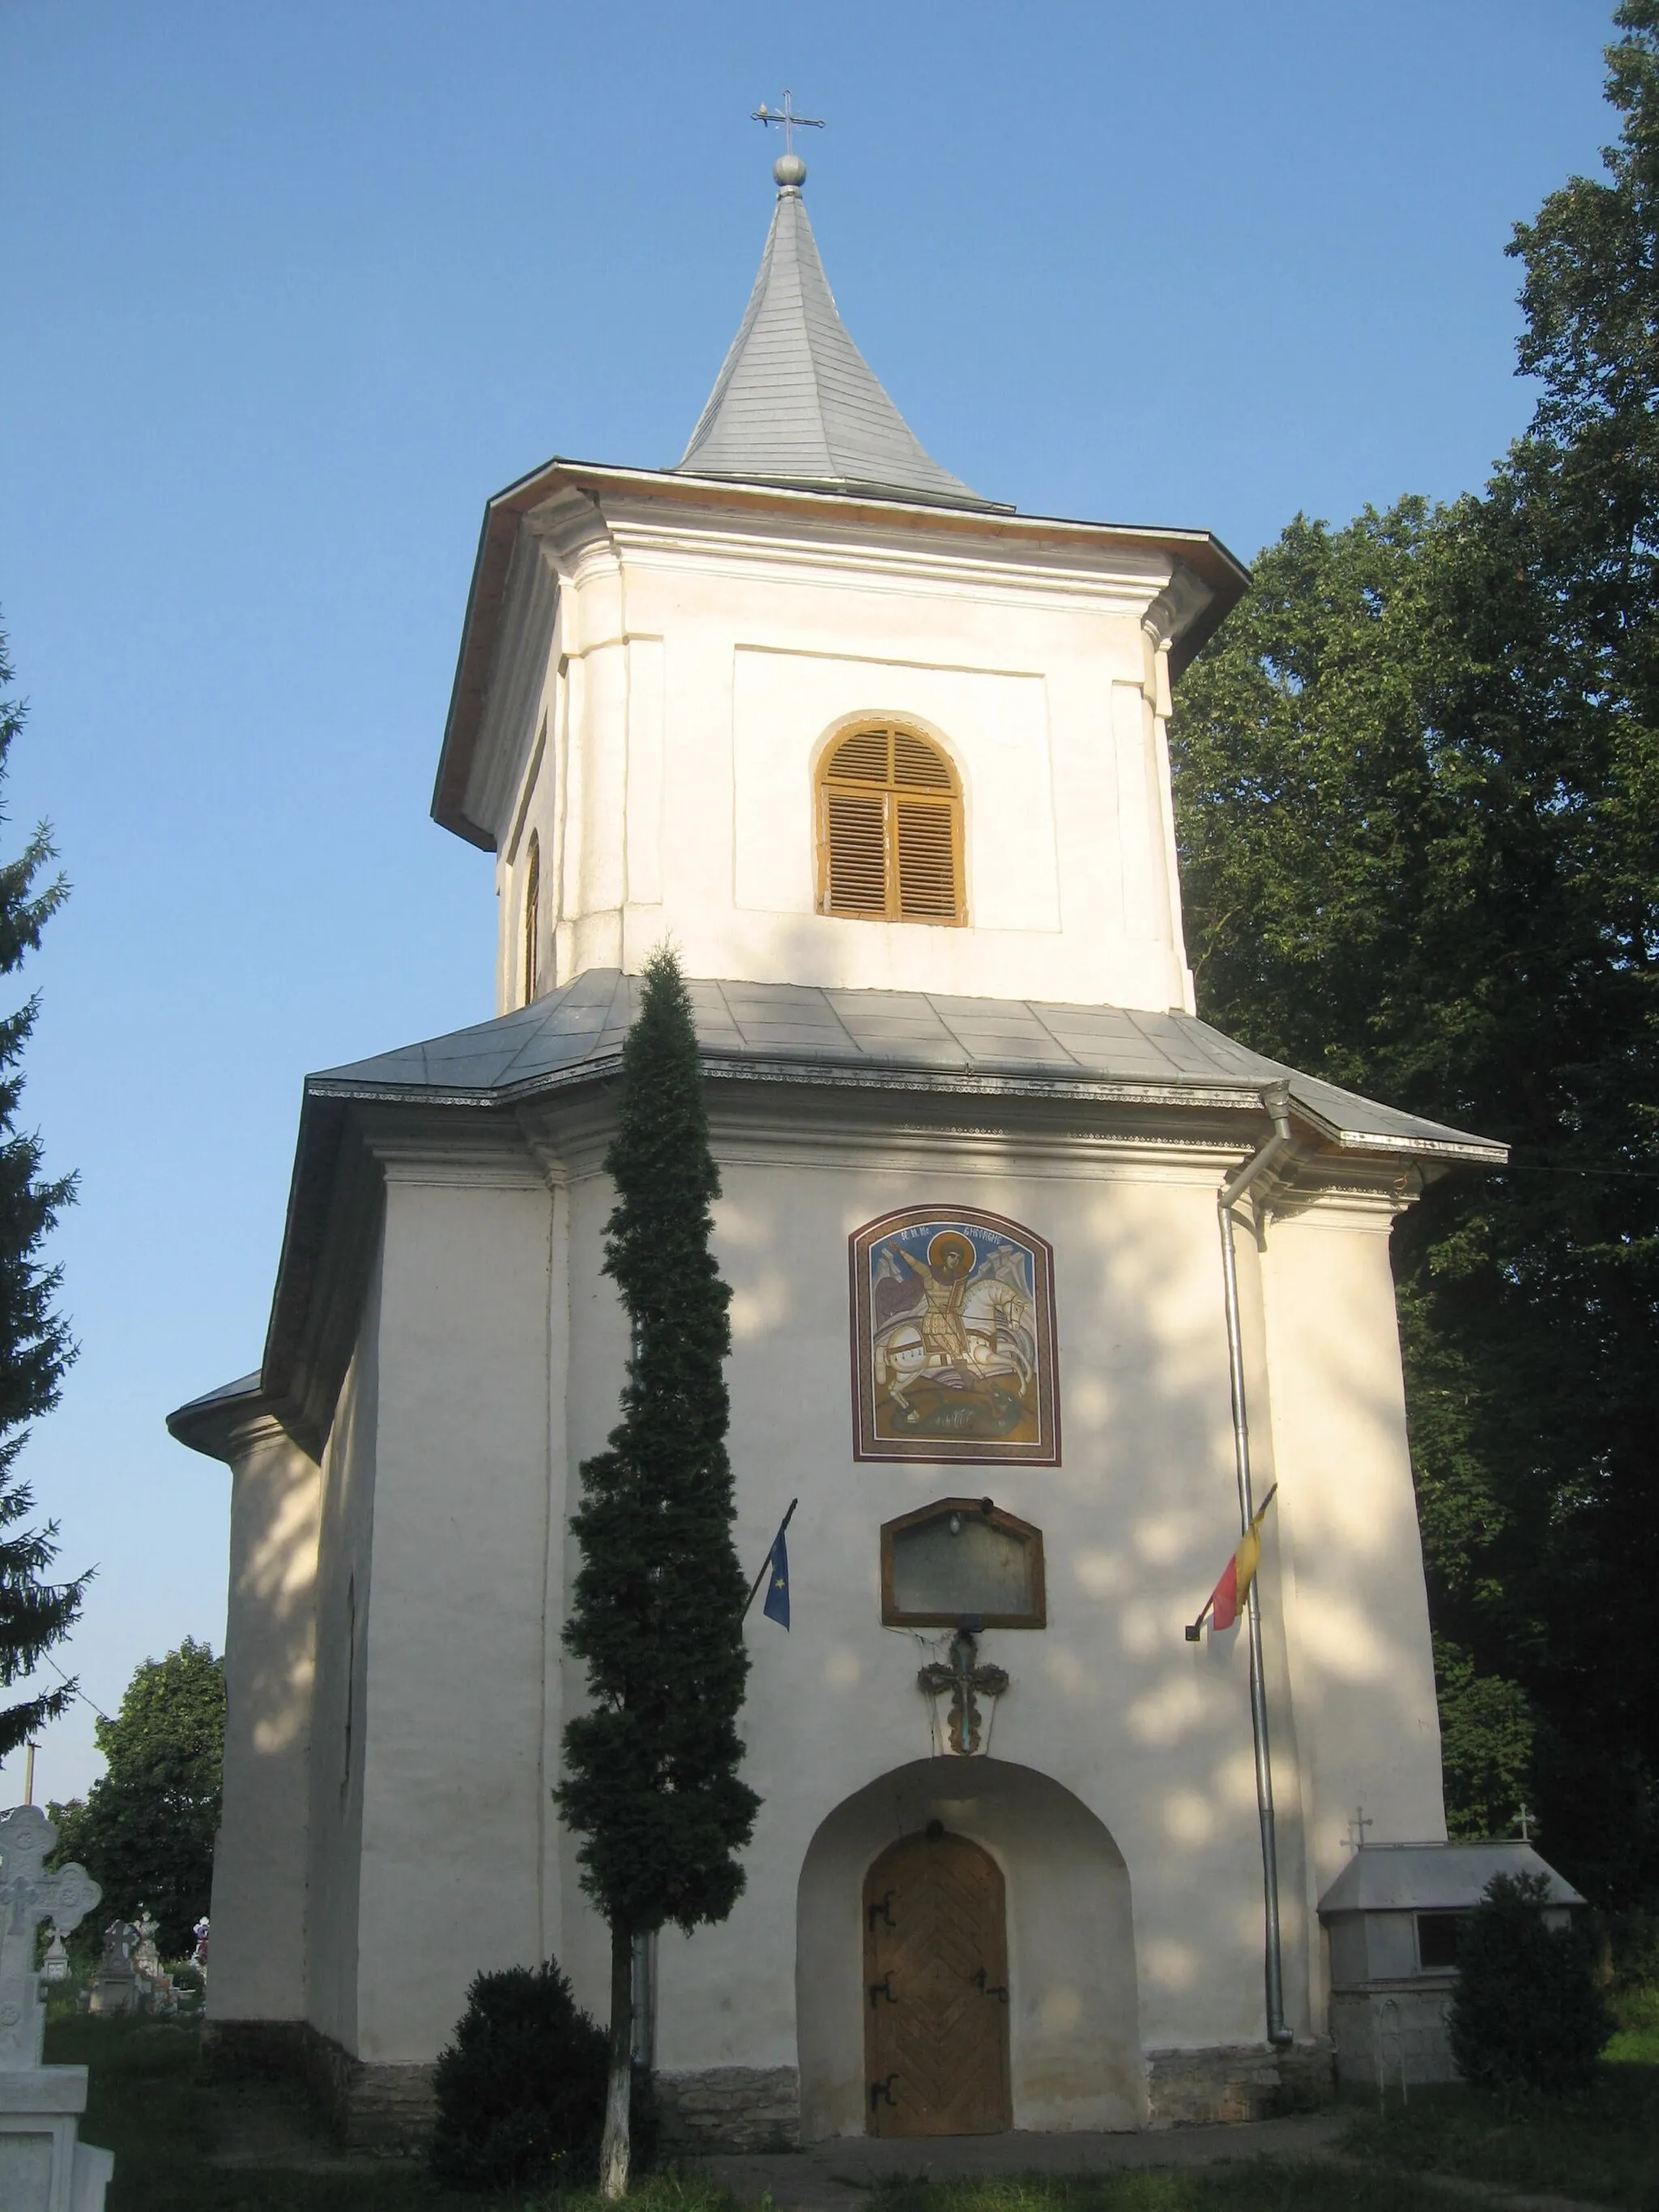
xmin=170 ymin=148 xmax=1511 ymax=2149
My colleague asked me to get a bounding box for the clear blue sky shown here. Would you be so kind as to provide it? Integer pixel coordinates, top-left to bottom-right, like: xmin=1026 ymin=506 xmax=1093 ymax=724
xmin=0 ymin=0 xmax=1617 ymax=1801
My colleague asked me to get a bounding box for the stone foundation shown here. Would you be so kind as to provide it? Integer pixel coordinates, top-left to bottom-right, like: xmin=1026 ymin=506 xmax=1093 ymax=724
xmin=1329 ymin=1981 xmax=1458 ymax=2089
xmin=201 ymin=2018 xmax=437 ymax=2156
xmin=655 ymin=2066 xmax=801 ymax=2152
xmin=1145 ymin=2042 xmax=1334 ymax=2127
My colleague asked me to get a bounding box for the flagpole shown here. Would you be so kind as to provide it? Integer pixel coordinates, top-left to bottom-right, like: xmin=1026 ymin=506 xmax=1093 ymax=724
xmin=1185 ymin=1484 xmax=1276 ymax=1642
xmin=1218 ymin=1085 xmax=1296 ymax=2049
xmin=744 ymin=1498 xmax=798 ymax=1617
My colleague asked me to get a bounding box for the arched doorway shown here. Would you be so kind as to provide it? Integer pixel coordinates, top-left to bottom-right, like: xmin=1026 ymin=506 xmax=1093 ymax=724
xmin=796 ymin=1757 xmax=1143 ymax=2141
xmin=864 ymin=1826 xmax=1011 ymax=2137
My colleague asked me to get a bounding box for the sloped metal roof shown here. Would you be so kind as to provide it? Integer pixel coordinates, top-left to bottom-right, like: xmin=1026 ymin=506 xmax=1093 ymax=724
xmin=676 ymin=176 xmax=1000 ymax=511
xmin=310 ymin=968 xmax=1505 ymax=1163
xmin=1319 ymin=1842 xmax=1583 ymax=1914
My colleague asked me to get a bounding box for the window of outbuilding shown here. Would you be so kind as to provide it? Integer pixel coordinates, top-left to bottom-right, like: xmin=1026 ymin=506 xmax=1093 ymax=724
xmin=817 ymin=726 xmax=964 ymax=925
xmin=1415 ymin=1912 xmax=1469 ymax=1971
xmin=522 ymin=832 xmax=540 ymax=1004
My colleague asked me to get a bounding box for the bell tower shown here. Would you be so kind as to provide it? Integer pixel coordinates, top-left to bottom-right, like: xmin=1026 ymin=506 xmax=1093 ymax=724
xmin=430 ymin=150 xmax=1247 ymax=1016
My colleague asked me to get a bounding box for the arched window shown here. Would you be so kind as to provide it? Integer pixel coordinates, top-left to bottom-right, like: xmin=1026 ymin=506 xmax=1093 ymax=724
xmin=522 ymin=832 xmax=540 ymax=1004
xmin=817 ymin=725 xmax=964 ymax=924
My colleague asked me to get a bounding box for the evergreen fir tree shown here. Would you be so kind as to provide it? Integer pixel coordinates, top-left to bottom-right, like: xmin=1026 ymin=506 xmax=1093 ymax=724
xmin=0 ymin=624 xmax=86 ymax=1762
xmin=556 ymin=946 xmax=759 ymax=2197
xmin=1448 ymin=1872 xmax=1612 ymax=2100
xmin=429 ymin=1958 xmax=610 ymax=2191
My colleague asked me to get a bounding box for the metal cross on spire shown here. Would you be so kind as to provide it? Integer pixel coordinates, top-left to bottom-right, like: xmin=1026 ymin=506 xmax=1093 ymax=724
xmin=751 ymin=90 xmax=825 ymax=156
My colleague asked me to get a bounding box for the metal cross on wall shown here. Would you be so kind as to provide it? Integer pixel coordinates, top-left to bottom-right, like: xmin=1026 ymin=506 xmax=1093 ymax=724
xmin=751 ymin=91 xmax=825 ymax=155
xmin=919 ymin=1628 xmax=1009 ymax=1756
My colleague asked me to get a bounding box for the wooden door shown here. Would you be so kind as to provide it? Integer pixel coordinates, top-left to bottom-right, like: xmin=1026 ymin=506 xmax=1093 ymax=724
xmin=863 ymin=1827 xmax=1012 ymax=2137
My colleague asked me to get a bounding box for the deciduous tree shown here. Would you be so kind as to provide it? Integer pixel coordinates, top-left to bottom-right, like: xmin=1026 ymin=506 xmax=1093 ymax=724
xmin=52 ymin=1639 xmax=224 ymax=1955
xmin=1171 ymin=2 xmax=1659 ymax=1904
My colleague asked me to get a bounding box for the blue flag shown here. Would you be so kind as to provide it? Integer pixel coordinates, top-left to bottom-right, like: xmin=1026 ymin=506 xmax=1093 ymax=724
xmin=762 ymin=1529 xmax=791 ymax=1630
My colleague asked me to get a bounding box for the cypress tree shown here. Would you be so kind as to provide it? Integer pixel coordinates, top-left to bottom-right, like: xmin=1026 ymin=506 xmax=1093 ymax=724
xmin=0 ymin=623 xmax=86 ymax=1762
xmin=556 ymin=946 xmax=758 ymax=2197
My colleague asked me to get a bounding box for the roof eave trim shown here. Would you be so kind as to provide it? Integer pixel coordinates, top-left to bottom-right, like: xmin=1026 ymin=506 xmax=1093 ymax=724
xmin=429 ymin=455 xmax=1252 ymax=845
xmin=304 ymin=1052 xmax=1505 ymax=1161
xmin=165 ymin=1374 xmax=288 ymax=1462
xmin=684 ymin=467 xmax=1014 ymax=514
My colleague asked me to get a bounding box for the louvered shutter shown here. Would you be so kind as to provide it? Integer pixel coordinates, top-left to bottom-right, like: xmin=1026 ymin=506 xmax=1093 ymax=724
xmin=819 ymin=725 xmax=963 ymax=923
xmin=892 ymin=731 xmax=953 ymax=790
xmin=825 ymin=790 xmax=889 ymax=914
xmin=828 ymin=729 xmax=892 ymax=786
xmin=895 ymin=799 xmax=957 ymax=918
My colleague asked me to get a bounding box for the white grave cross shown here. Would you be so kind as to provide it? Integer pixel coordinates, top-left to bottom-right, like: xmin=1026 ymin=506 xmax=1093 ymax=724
xmin=0 ymin=1805 xmax=100 ymax=2069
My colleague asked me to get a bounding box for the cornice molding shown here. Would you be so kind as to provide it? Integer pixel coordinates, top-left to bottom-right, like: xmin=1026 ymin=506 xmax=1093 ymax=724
xmin=165 ymin=1391 xmax=311 ymax=1469
xmin=557 ymin=503 xmax=1179 ymax=622
xmin=365 ymin=1117 xmax=548 ymax=1192
xmin=1142 ymin=558 xmax=1214 ymax=653
xmin=434 ymin=458 xmax=1252 ymax=847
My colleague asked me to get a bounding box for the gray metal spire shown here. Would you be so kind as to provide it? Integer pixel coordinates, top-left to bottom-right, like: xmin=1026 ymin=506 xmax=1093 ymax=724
xmin=676 ymin=155 xmax=998 ymax=509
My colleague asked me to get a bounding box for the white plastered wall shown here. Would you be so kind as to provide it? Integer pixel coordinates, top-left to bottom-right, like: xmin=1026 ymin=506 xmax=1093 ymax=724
xmin=529 ymin=1113 xmax=1447 ymax=2107
xmin=284 ymin=1099 xmax=1447 ymax=2105
xmin=304 ymin=1255 xmax=383 ymax=2050
xmin=347 ymin=1136 xmax=559 ymax=2064
xmin=1262 ymin=1194 xmax=1448 ymax=2035
xmin=207 ymin=1417 xmax=322 ymax=2023
xmin=488 ymin=497 xmax=1198 ymax=1016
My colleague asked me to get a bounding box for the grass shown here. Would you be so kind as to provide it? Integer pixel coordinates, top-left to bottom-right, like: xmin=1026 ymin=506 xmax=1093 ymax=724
xmin=865 ymin=2175 xmax=1469 ymax=2212
xmin=1607 ymin=1983 xmax=1659 ymax=2067
xmin=41 ymin=2010 xmax=619 ymax=2212
xmin=40 ymin=2012 xmax=757 ymax=2212
xmin=1339 ymin=2061 xmax=1659 ymax=2209
xmin=41 ymin=2005 xmax=1659 ymax=2212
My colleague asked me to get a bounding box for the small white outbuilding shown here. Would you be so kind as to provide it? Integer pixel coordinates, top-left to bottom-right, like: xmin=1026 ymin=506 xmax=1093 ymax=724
xmin=1318 ymin=1841 xmax=1585 ymax=2088
xmin=170 ymin=149 xmax=1522 ymax=2150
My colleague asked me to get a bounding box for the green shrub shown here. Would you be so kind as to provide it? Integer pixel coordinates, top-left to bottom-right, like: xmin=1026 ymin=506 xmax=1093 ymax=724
xmin=1448 ymin=1871 xmax=1612 ymax=2100
xmin=429 ymin=1958 xmax=609 ymax=2191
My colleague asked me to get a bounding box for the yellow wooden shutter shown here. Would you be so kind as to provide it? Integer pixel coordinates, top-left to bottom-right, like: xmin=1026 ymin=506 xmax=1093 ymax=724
xmin=892 ymin=731 xmax=953 ymax=790
xmin=829 ymin=729 xmax=892 ymax=785
xmin=895 ymin=799 xmax=957 ymax=918
xmin=818 ymin=725 xmax=963 ymax=923
xmin=825 ymin=789 xmax=889 ymax=914
xmin=522 ymin=833 xmax=540 ymax=1003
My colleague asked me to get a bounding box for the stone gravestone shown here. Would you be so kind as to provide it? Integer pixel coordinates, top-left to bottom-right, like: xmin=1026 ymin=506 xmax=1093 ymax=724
xmin=131 ymin=1912 xmax=160 ymax=2005
xmin=39 ymin=1933 xmax=69 ymax=1987
xmin=128 ymin=1910 xmax=174 ymax=2015
xmin=88 ymin=1923 xmax=135 ymax=2018
xmin=0 ymin=1803 xmax=114 ymax=2208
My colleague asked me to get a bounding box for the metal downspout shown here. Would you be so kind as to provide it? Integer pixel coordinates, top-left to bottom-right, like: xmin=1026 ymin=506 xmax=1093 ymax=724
xmin=1218 ymin=1080 xmax=1296 ymax=2048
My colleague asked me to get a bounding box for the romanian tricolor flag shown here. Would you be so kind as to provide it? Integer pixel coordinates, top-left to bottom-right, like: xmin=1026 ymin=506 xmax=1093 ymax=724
xmin=1186 ymin=1485 xmax=1277 ymax=1640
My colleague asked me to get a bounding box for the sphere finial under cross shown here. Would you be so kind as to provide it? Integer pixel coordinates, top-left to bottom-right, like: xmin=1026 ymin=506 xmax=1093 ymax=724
xmin=753 ymin=91 xmax=823 ymax=191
